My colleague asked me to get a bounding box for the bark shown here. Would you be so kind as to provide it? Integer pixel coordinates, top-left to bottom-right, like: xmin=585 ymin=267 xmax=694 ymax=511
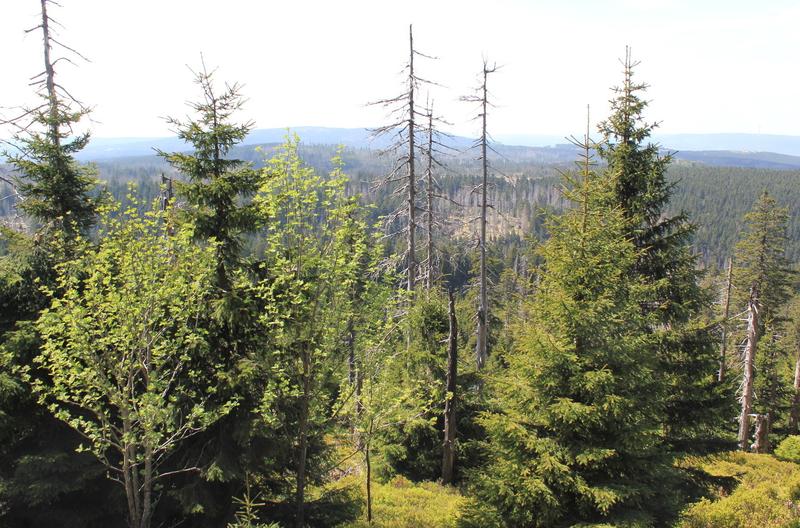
xmin=347 ymin=317 xmax=356 ymax=419
xmin=718 ymin=257 xmax=733 ymax=382
xmin=296 ymin=349 xmax=311 ymax=528
xmin=365 ymin=434 xmax=373 ymax=525
xmin=738 ymin=285 xmax=760 ymax=451
xmin=141 ymin=445 xmax=153 ymax=528
xmin=790 ymin=344 xmax=800 ymax=433
xmin=441 ymin=290 xmax=458 ymax=484
xmin=39 ymin=0 xmax=60 ymax=147
xmin=425 ymin=107 xmax=435 ymax=293
xmin=752 ymin=414 xmax=768 ymax=453
xmin=475 ymin=65 xmax=489 ymax=370
xmin=407 ymin=24 xmax=417 ymax=296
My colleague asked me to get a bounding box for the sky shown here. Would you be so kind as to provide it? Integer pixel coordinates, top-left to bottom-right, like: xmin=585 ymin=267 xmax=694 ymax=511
xmin=2 ymin=0 xmax=799 ymax=140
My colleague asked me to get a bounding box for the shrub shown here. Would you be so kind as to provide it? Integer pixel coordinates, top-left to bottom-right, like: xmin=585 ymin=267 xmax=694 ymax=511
xmin=679 ymin=452 xmax=800 ymax=528
xmin=776 ymin=436 xmax=800 ymax=464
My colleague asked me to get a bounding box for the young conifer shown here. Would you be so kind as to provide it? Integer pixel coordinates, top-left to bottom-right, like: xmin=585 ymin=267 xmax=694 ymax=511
xmin=597 ymin=48 xmax=728 ymax=452
xmin=461 ymin=126 xmax=670 ymax=527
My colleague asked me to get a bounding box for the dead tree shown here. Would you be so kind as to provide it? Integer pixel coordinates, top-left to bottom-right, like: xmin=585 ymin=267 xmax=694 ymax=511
xmin=718 ymin=257 xmax=734 ymax=382
xmin=790 ymin=338 xmax=800 ymax=433
xmin=420 ymin=98 xmax=457 ymax=293
xmin=371 ymin=25 xmax=438 ymax=296
xmin=738 ymin=284 xmax=760 ymax=451
xmin=441 ymin=289 xmax=458 ymax=484
xmin=462 ymin=60 xmax=498 ymax=370
xmin=752 ymin=414 xmax=769 ymax=454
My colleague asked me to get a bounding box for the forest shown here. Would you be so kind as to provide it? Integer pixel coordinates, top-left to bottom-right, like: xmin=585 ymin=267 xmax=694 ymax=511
xmin=2 ymin=3 xmax=800 ymax=528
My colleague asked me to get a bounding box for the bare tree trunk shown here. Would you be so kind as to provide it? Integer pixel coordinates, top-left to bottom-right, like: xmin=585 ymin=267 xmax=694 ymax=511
xmin=39 ymin=0 xmax=60 ymax=147
xmin=425 ymin=106 xmax=435 ymax=293
xmin=718 ymin=257 xmax=733 ymax=382
xmin=738 ymin=286 xmax=760 ymax=451
xmin=347 ymin=317 xmax=356 ymax=431
xmin=160 ymin=173 xmax=174 ymax=212
xmin=296 ymin=350 xmax=311 ymax=528
xmin=407 ymin=24 xmax=417 ymax=296
xmin=141 ymin=446 xmax=153 ymax=528
xmin=752 ymin=414 xmax=768 ymax=453
xmin=365 ymin=431 xmax=373 ymax=525
xmin=442 ymin=290 xmax=458 ymax=484
xmin=790 ymin=345 xmax=800 ymax=433
xmin=475 ymin=64 xmax=490 ymax=370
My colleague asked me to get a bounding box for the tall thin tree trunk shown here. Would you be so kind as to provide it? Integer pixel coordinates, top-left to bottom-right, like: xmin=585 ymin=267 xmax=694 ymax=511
xmin=365 ymin=432 xmax=373 ymax=525
xmin=718 ymin=257 xmax=733 ymax=382
xmin=738 ymin=285 xmax=760 ymax=451
xmin=407 ymin=24 xmax=417 ymax=296
xmin=39 ymin=0 xmax=60 ymax=147
xmin=442 ymin=290 xmax=458 ymax=484
xmin=296 ymin=350 xmax=311 ymax=528
xmin=790 ymin=344 xmax=800 ymax=433
xmin=141 ymin=445 xmax=153 ymax=528
xmin=476 ymin=65 xmax=489 ymax=370
xmin=425 ymin=106 xmax=435 ymax=293
xmin=753 ymin=414 xmax=768 ymax=453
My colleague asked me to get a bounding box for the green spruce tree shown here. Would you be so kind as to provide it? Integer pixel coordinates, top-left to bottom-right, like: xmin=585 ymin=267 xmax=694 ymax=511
xmin=0 ymin=2 xmax=112 ymax=525
xmin=597 ymin=48 xmax=731 ymax=453
xmin=733 ymin=191 xmax=793 ymax=450
xmin=159 ymin=60 xmax=259 ymax=291
xmin=156 ymin=63 xmax=264 ymax=526
xmin=461 ymin=134 xmax=671 ymax=528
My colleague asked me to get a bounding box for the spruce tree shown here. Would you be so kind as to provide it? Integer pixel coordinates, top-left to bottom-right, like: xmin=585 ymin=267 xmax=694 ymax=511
xmin=461 ymin=135 xmax=671 ymax=527
xmin=597 ymin=48 xmax=730 ymax=452
xmin=160 ymin=61 xmax=259 ymax=292
xmin=156 ymin=64 xmax=264 ymax=525
xmin=0 ymin=2 xmax=113 ymax=525
xmin=732 ymin=191 xmax=793 ymax=450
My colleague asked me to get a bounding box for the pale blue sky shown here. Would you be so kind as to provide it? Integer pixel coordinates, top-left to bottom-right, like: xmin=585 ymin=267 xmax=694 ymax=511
xmin=2 ymin=0 xmax=798 ymax=138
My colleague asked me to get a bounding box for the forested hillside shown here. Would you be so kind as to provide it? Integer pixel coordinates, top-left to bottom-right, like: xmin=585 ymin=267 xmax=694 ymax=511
xmin=2 ymin=3 xmax=800 ymax=528
xmin=6 ymin=147 xmax=798 ymax=269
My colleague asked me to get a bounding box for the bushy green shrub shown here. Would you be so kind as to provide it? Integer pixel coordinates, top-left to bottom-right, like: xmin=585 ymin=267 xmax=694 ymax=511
xmin=340 ymin=475 xmax=463 ymax=528
xmin=679 ymin=452 xmax=800 ymax=528
xmin=776 ymin=436 xmax=800 ymax=464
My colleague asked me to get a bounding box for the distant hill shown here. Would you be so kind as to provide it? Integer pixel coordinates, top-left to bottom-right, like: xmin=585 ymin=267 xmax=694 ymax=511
xmin=500 ymin=132 xmax=800 ymax=157
xmin=655 ymin=133 xmax=800 ymax=157
xmin=71 ymin=127 xmax=800 ymax=170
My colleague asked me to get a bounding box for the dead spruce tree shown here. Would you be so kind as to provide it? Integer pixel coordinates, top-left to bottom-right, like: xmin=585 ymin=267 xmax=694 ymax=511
xmin=420 ymin=98 xmax=456 ymax=293
xmin=441 ymin=289 xmax=458 ymax=484
xmin=461 ymin=60 xmax=498 ymax=370
xmin=718 ymin=257 xmax=734 ymax=382
xmin=371 ymin=24 xmax=439 ymax=296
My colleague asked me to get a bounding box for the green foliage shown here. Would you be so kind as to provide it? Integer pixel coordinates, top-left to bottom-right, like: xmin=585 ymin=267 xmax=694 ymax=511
xmin=679 ymin=452 xmax=800 ymax=528
xmin=5 ymin=100 xmax=100 ymax=240
xmin=34 ymin=200 xmax=235 ymax=527
xmin=159 ymin=64 xmax=259 ymax=289
xmin=252 ymin=136 xmax=371 ymax=524
xmin=775 ymin=437 xmax=800 ymax=464
xmin=342 ymin=476 xmax=464 ymax=528
xmin=598 ymin=51 xmax=729 ymax=455
xmin=461 ymin=149 xmax=672 ymax=527
xmin=733 ymin=191 xmax=793 ymax=317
